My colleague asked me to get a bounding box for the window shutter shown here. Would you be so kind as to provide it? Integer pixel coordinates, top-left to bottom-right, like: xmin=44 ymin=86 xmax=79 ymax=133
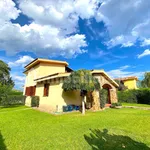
xmin=29 ymin=87 xmax=31 ymax=96
xmin=43 ymin=84 xmax=49 ymax=96
xmin=28 ymin=87 xmax=31 ymax=96
xmin=46 ymin=84 xmax=49 ymax=96
xmin=33 ymin=86 xmax=36 ymax=96
xmin=28 ymin=86 xmax=32 ymax=96
xmin=44 ymin=84 xmax=46 ymax=96
xmin=25 ymin=87 xmax=28 ymax=96
xmin=25 ymin=86 xmax=36 ymax=96
xmin=26 ymin=87 xmax=28 ymax=96
xmin=27 ymin=87 xmax=30 ymax=96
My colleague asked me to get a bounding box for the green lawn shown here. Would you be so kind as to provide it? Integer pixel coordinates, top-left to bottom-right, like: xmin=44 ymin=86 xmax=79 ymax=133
xmin=122 ymin=103 xmax=150 ymax=108
xmin=0 ymin=106 xmax=150 ymax=150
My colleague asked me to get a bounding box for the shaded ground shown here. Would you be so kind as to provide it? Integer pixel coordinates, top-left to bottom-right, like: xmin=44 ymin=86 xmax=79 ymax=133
xmin=0 ymin=132 xmax=7 ymax=150
xmin=84 ymin=129 xmax=150 ymax=150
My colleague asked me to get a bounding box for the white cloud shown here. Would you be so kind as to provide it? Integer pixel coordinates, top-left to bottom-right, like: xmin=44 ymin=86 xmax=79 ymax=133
xmin=19 ymin=0 xmax=99 ymax=28
xmin=107 ymin=65 xmax=144 ymax=79
xmin=106 ymin=35 xmax=135 ymax=48
xmin=109 ymin=54 xmax=127 ymax=59
xmin=119 ymin=65 xmax=130 ymax=70
xmin=8 ymin=56 xmax=34 ymax=67
xmin=94 ymin=59 xmax=119 ymax=68
xmin=96 ymin=0 xmax=150 ymax=48
xmin=0 ymin=0 xmax=20 ymax=22
xmin=89 ymin=50 xmax=108 ymax=59
xmin=0 ymin=22 xmax=87 ymax=58
xmin=12 ymin=75 xmax=25 ymax=82
xmin=121 ymin=42 xmax=134 ymax=48
xmin=137 ymin=49 xmax=150 ymax=59
xmin=141 ymin=38 xmax=150 ymax=47
xmin=11 ymin=74 xmax=26 ymax=90
xmin=19 ymin=0 xmax=77 ymax=34
xmin=0 ymin=0 xmax=101 ymax=58
xmin=1 ymin=0 xmax=150 ymax=55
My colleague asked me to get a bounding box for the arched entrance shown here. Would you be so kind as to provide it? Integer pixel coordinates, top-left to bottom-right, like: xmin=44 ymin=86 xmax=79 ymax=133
xmin=102 ymin=84 xmax=112 ymax=104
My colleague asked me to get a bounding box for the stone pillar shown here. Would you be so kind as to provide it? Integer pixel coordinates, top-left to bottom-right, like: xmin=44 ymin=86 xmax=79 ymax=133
xmin=90 ymin=91 xmax=100 ymax=111
xmin=110 ymin=89 xmax=118 ymax=103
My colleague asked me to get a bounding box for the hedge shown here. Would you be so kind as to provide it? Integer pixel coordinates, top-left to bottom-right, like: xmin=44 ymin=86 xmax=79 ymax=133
xmin=118 ymin=88 xmax=150 ymax=104
xmin=0 ymin=95 xmax=26 ymax=106
xmin=31 ymin=96 xmax=40 ymax=107
xmin=9 ymin=90 xmax=23 ymax=96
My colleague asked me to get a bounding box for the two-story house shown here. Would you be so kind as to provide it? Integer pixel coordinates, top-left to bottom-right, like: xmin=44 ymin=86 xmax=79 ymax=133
xmin=24 ymin=58 xmax=118 ymax=112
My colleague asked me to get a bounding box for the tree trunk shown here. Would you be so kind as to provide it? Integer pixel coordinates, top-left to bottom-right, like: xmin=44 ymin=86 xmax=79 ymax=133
xmin=82 ymin=95 xmax=86 ymax=115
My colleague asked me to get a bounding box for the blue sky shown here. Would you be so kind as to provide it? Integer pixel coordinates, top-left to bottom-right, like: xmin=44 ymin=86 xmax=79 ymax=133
xmin=0 ymin=0 xmax=150 ymax=90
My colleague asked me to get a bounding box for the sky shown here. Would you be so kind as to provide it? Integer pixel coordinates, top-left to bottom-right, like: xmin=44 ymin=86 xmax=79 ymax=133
xmin=0 ymin=0 xmax=150 ymax=90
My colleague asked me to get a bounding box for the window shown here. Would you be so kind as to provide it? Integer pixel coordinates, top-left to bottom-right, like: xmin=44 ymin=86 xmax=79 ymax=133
xmin=25 ymin=86 xmax=36 ymax=96
xmin=25 ymin=87 xmax=29 ymax=96
xmin=43 ymin=84 xmax=49 ymax=96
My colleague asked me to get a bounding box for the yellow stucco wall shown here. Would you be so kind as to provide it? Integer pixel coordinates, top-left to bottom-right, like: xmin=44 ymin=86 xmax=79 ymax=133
xmin=26 ymin=81 xmax=82 ymax=112
xmin=24 ymin=63 xmax=66 ymax=87
xmin=24 ymin=61 xmax=80 ymax=111
xmin=38 ymin=63 xmax=65 ymax=77
xmin=124 ymin=79 xmax=137 ymax=89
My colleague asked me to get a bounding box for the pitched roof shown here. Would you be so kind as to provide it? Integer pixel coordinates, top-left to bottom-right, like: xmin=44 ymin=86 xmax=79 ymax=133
xmin=34 ymin=69 xmax=119 ymax=88
xmin=24 ymin=58 xmax=68 ymax=70
xmin=91 ymin=70 xmax=119 ymax=87
xmin=34 ymin=72 xmax=71 ymax=82
xmin=114 ymin=76 xmax=138 ymax=81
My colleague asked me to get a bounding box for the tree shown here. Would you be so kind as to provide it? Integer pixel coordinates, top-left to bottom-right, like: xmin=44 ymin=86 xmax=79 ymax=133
xmin=0 ymin=60 xmax=14 ymax=105
xmin=0 ymin=60 xmax=14 ymax=87
xmin=62 ymin=70 xmax=100 ymax=114
xmin=0 ymin=83 xmax=12 ymax=105
xmin=136 ymin=80 xmax=143 ymax=88
xmin=114 ymin=80 xmax=127 ymax=91
xmin=141 ymin=72 xmax=150 ymax=88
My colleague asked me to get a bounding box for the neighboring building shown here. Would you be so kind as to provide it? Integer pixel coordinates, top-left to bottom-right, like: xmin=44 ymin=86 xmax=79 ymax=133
xmin=114 ymin=76 xmax=138 ymax=89
xmin=23 ymin=58 xmax=118 ymax=112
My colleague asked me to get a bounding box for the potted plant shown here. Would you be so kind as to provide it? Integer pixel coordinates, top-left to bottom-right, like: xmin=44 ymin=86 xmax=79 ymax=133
xmin=111 ymin=102 xmax=122 ymax=109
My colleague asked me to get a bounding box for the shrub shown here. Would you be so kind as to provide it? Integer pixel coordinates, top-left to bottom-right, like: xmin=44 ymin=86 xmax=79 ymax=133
xmin=111 ymin=102 xmax=122 ymax=108
xmin=9 ymin=90 xmax=23 ymax=96
xmin=136 ymin=89 xmax=150 ymax=104
xmin=115 ymin=80 xmax=128 ymax=91
xmin=118 ymin=90 xmax=138 ymax=103
xmin=118 ymin=88 xmax=150 ymax=104
xmin=31 ymin=96 xmax=40 ymax=107
xmin=0 ymin=83 xmax=12 ymax=104
xmin=99 ymin=89 xmax=108 ymax=108
xmin=0 ymin=95 xmax=26 ymax=106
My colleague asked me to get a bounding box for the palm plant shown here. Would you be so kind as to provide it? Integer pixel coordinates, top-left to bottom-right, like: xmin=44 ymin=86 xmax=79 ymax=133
xmin=62 ymin=70 xmax=100 ymax=114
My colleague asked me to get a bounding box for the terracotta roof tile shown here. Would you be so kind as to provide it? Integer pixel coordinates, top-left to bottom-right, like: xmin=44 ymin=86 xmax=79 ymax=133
xmin=114 ymin=76 xmax=138 ymax=81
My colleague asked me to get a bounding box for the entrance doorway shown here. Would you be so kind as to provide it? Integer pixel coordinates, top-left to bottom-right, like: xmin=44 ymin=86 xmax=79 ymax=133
xmin=102 ymin=84 xmax=112 ymax=104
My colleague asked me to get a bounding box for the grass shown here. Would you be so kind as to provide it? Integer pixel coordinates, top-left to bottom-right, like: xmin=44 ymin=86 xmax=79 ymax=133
xmin=122 ymin=103 xmax=150 ymax=108
xmin=0 ymin=105 xmax=29 ymax=112
xmin=0 ymin=106 xmax=150 ymax=150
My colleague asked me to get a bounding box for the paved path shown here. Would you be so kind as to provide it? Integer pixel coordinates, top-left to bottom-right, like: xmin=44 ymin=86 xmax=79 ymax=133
xmin=123 ymin=106 xmax=150 ymax=110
